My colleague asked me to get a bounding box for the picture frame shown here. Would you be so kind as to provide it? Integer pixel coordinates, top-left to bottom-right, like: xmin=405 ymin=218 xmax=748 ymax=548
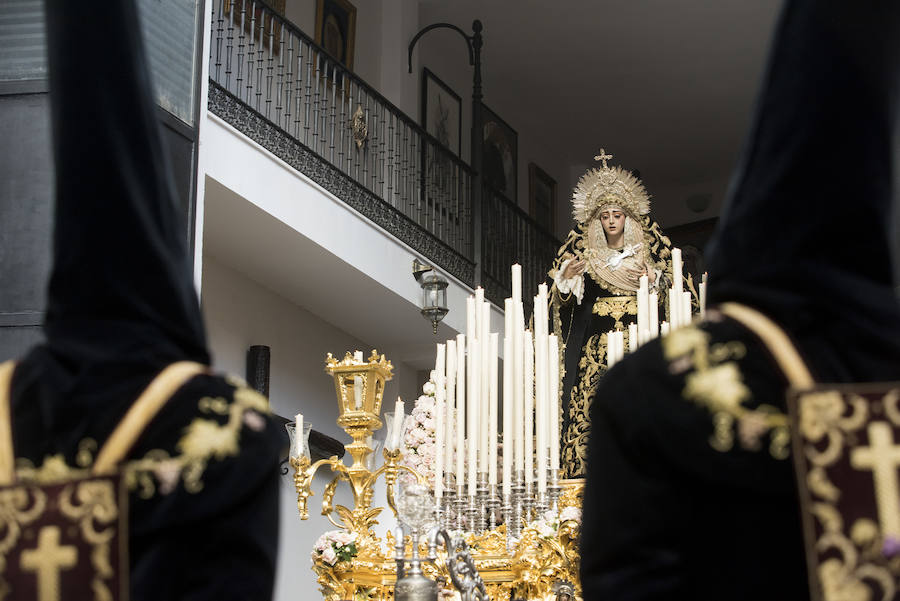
xmin=528 ymin=162 xmax=557 ymax=234
xmin=481 ymin=104 xmax=518 ymax=202
xmin=315 ymin=0 xmax=357 ymax=73
xmin=421 ymin=68 xmax=462 ymax=157
xmin=223 ymin=0 xmax=286 ymax=56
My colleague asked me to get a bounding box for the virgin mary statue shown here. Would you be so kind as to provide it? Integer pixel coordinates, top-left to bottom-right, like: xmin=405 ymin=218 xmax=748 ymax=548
xmin=550 ymin=151 xmax=672 ymax=478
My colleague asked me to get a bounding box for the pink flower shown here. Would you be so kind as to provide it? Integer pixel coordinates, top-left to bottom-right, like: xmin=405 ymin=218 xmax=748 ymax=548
xmin=321 ymin=547 xmax=337 ymax=565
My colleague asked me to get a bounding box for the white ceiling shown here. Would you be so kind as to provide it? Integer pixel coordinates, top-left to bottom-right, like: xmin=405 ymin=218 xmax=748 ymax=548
xmin=417 ymin=0 xmax=784 ymax=224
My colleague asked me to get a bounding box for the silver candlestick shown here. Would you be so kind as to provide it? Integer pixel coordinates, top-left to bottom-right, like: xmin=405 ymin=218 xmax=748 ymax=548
xmin=454 ymin=485 xmax=468 ymax=532
xmin=501 ymin=491 xmax=515 ymax=552
xmin=485 ymin=484 xmax=501 ymax=530
xmin=475 ymin=473 xmax=489 ymax=533
xmin=509 ymin=470 xmax=525 ymax=542
xmin=548 ymin=468 xmax=562 ymax=514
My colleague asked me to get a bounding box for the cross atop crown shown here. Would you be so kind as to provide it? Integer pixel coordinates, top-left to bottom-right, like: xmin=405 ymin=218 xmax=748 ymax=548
xmin=594 ymin=148 xmax=613 ymax=169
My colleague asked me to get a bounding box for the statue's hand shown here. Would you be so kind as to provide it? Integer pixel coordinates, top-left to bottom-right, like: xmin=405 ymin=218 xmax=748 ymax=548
xmin=562 ymin=258 xmax=586 ymax=280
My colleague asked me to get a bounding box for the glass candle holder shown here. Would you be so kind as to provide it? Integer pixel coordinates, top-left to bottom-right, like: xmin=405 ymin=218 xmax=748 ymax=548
xmin=286 ymin=420 xmax=313 ymax=460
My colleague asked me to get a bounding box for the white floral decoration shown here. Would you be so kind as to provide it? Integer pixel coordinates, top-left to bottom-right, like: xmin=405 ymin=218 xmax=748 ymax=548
xmin=311 ymin=529 xmax=358 ymax=566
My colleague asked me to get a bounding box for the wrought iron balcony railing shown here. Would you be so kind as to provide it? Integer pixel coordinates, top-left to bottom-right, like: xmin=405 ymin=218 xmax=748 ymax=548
xmin=207 ymin=0 xmax=560 ymax=307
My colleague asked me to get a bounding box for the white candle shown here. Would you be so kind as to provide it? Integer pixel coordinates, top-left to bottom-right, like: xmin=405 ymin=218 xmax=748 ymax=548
xmin=468 ymin=339 xmax=479 ymax=496
xmin=481 ymin=302 xmax=491 ymax=473
xmin=434 ymin=344 xmax=446 ymax=499
xmin=293 ymin=413 xmax=304 ymax=457
xmin=699 ymin=272 xmax=708 ymax=318
xmin=682 ymin=290 xmax=692 ymax=326
xmin=661 ymin=321 xmax=670 ymax=336
xmin=649 ymin=291 xmax=659 ymax=338
xmin=511 ymin=264 xmax=522 ymax=304
xmin=353 ymin=375 xmax=364 ymax=409
xmin=466 ymin=297 xmax=476 ymax=348
xmin=488 ymin=333 xmax=499 ymax=486
xmin=607 ymin=331 xmax=617 ymax=369
xmin=637 ymin=275 xmax=649 ymax=345
xmin=629 ymin=323 xmax=638 ymax=353
xmin=502 ymin=335 xmax=513 ymax=497
xmin=445 ymin=339 xmax=457 ymax=477
xmin=455 ymin=334 xmax=466 ymax=487
xmin=524 ymin=330 xmax=534 ymax=485
xmin=672 ymin=248 xmax=683 ymax=329
xmin=548 ymin=335 xmax=560 ymax=472
xmin=533 ymin=295 xmax=548 ymax=495
xmin=434 ymin=378 xmax=445 ymax=499
xmin=514 ymin=302 xmax=525 ymax=476
xmin=391 ymin=398 xmax=405 ymax=450
xmin=618 ymin=331 xmax=626 ymax=363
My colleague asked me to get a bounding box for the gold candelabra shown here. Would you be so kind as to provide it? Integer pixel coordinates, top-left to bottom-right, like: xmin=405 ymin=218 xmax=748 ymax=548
xmin=291 ymin=349 xmax=585 ymax=601
xmin=291 ymin=350 xmax=424 ymax=542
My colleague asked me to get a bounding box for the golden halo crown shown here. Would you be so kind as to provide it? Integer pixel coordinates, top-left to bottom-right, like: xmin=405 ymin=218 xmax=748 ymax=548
xmin=572 ymin=149 xmax=651 ymax=224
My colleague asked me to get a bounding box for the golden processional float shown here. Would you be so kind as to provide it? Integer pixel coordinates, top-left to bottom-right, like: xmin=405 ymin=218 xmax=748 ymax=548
xmin=288 ymin=349 xmax=584 ymax=601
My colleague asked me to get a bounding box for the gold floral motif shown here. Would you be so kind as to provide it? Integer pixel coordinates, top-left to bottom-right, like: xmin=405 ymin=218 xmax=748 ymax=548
xmin=58 ymin=479 xmax=120 ymax=600
xmin=591 ymin=295 xmax=638 ymax=330
xmin=562 ymin=334 xmax=605 ymax=479
xmin=795 ymin=389 xmax=900 ymax=601
xmin=662 ymin=324 xmax=788 ymax=457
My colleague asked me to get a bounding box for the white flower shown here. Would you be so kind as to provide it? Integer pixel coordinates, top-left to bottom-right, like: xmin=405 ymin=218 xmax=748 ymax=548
xmin=423 ymin=417 xmax=436 ymax=430
xmin=321 ymin=546 xmax=338 ymax=565
xmin=423 ymin=381 xmax=436 ymax=395
xmin=535 ymin=520 xmax=557 ymax=539
xmin=560 ymin=506 xmax=582 ymax=524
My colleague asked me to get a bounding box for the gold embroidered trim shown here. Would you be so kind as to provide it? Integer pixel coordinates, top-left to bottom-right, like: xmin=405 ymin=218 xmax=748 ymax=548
xmin=0 ymin=361 xmax=16 ymax=486
xmin=92 ymin=362 xmax=208 ymax=476
xmin=662 ymin=324 xmax=790 ymax=458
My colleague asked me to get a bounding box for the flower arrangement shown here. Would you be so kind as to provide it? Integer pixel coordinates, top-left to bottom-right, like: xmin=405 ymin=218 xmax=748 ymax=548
xmin=400 ymin=374 xmax=444 ymax=486
xmin=525 ymin=506 xmax=582 ymax=541
xmin=311 ymin=529 xmax=359 ymax=566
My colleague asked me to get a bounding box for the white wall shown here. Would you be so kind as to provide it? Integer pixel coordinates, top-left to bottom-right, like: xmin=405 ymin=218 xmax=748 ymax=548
xmin=202 ymin=257 xmax=419 ymax=601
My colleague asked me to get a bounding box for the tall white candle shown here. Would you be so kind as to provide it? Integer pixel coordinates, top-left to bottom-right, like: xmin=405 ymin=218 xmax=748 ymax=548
xmin=434 ymin=376 xmax=445 ymax=499
xmin=467 ymin=341 xmax=480 ymax=496
xmin=455 ymin=334 xmax=466 ymax=487
xmin=548 ymin=335 xmax=560 ymax=472
xmin=434 ymin=344 xmax=446 ymax=499
xmin=524 ymin=330 xmax=534 ymax=485
xmin=533 ymin=295 xmax=548 ymax=495
xmin=699 ymin=272 xmax=708 ymax=318
xmin=445 ymin=339 xmax=457 ymax=477
xmin=488 ymin=333 xmax=499 ymax=486
xmin=511 ymin=264 xmax=522 ymax=304
xmin=672 ymin=248 xmax=684 ymax=329
xmin=293 ymin=413 xmax=304 ymax=457
xmin=661 ymin=321 xmax=670 ymax=336
xmin=607 ymin=331 xmax=617 ymax=369
xmin=649 ymin=291 xmax=659 ymax=338
xmin=513 ymin=303 xmax=525 ymax=475
xmin=481 ymin=302 xmax=491 ymax=473
xmin=682 ymin=290 xmax=692 ymax=326
xmin=637 ymin=275 xmax=649 ymax=345
xmin=502 ymin=335 xmax=513 ymax=497
xmin=466 ymin=297 xmax=476 ymax=348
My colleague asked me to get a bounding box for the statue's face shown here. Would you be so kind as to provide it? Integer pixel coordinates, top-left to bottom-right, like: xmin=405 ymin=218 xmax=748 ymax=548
xmin=599 ymin=209 xmax=625 ymax=238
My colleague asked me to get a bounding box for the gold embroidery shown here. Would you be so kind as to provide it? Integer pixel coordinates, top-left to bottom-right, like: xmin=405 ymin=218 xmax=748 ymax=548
xmin=20 ymin=526 xmax=77 ymax=601
xmin=794 ymin=389 xmax=900 ymax=599
xmin=591 ymin=296 xmax=638 ymax=331
xmin=663 ymin=325 xmax=789 ymax=457
xmin=562 ymin=334 xmax=606 ymax=478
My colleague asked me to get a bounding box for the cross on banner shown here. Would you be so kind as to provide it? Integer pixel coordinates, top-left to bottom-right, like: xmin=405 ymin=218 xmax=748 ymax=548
xmin=850 ymin=421 xmax=900 ymax=539
xmin=20 ymin=526 xmax=78 ymax=601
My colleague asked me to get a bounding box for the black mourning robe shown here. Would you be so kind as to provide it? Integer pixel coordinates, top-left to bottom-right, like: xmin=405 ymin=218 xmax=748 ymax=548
xmin=4 ymin=1 xmax=281 ymax=599
xmin=580 ymin=0 xmax=900 ymax=599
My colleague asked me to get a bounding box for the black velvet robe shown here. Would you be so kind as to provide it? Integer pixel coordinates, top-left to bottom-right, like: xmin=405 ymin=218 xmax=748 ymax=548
xmin=3 ymin=1 xmax=282 ymax=599
xmin=579 ymin=0 xmax=900 ymax=598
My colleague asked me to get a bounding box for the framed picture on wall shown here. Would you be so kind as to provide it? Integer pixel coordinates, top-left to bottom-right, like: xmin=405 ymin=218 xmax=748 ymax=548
xmin=422 ymin=68 xmax=461 ymax=157
xmin=481 ymin=104 xmax=517 ymax=202
xmin=529 ymin=163 xmax=557 ymax=233
xmin=315 ymin=0 xmax=357 ymax=72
